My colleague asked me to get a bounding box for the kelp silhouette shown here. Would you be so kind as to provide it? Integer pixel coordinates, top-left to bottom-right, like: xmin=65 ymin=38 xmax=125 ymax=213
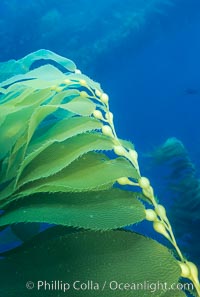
xmin=0 ymin=0 xmax=175 ymax=68
xmin=150 ymin=137 xmax=200 ymax=266
xmin=0 ymin=50 xmax=199 ymax=296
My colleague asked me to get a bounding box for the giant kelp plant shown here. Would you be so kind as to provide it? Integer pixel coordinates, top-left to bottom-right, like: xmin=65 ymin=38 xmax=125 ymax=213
xmin=0 ymin=50 xmax=199 ymax=297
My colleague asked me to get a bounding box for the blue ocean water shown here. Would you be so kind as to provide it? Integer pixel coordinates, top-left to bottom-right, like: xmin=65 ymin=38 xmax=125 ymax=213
xmin=1 ymin=0 xmax=199 ymax=153
xmin=0 ymin=0 xmax=200 ymax=294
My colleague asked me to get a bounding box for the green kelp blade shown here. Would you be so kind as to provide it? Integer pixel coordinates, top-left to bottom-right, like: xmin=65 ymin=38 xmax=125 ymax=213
xmin=26 ymin=105 xmax=63 ymax=146
xmin=15 ymin=152 xmax=139 ymax=198
xmin=18 ymin=133 xmax=115 ymax=186
xmin=2 ymin=98 xmax=97 ymax=183
xmin=1 ymin=152 xmax=137 ymax=207
xmin=0 ymin=88 xmax=53 ymax=132
xmin=49 ymin=89 xmax=80 ymax=104
xmin=0 ymin=105 xmax=35 ymax=161
xmin=0 ymin=88 xmax=52 ymax=115
xmin=20 ymin=49 xmax=76 ymax=72
xmin=0 ymin=229 xmax=186 ymax=297
xmin=3 ymin=106 xmax=57 ymax=179
xmin=0 ymin=49 xmax=76 ymax=85
xmin=8 ymin=89 xmax=80 ymax=157
xmin=26 ymin=97 xmax=96 ymax=142
xmin=0 ymin=189 xmax=145 ymax=230
xmin=0 ymin=87 xmax=34 ymax=109
xmin=26 ymin=96 xmax=96 ymax=148
xmin=0 ymin=65 xmax=66 ymax=90
xmin=0 ymin=89 xmax=55 ymax=180
xmin=0 ymin=118 xmax=103 ymax=198
xmin=18 ymin=64 xmax=67 ymax=81
xmin=20 ymin=117 xmax=102 ymax=174
xmin=62 ymin=96 xmax=96 ymax=116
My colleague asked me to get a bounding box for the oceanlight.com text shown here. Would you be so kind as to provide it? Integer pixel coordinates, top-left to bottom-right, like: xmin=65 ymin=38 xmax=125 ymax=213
xmin=26 ymin=280 xmax=194 ymax=293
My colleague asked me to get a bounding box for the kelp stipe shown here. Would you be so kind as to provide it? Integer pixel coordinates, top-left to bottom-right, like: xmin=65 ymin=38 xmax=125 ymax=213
xmin=0 ymin=50 xmax=198 ymax=296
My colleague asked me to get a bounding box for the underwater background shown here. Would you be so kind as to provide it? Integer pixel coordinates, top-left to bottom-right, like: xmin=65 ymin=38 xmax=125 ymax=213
xmin=0 ymin=0 xmax=200 ymax=287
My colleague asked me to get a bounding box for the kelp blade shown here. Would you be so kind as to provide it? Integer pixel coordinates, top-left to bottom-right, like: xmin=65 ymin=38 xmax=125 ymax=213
xmin=0 ymin=189 xmax=145 ymax=230
xmin=0 ymin=228 xmax=186 ymax=297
